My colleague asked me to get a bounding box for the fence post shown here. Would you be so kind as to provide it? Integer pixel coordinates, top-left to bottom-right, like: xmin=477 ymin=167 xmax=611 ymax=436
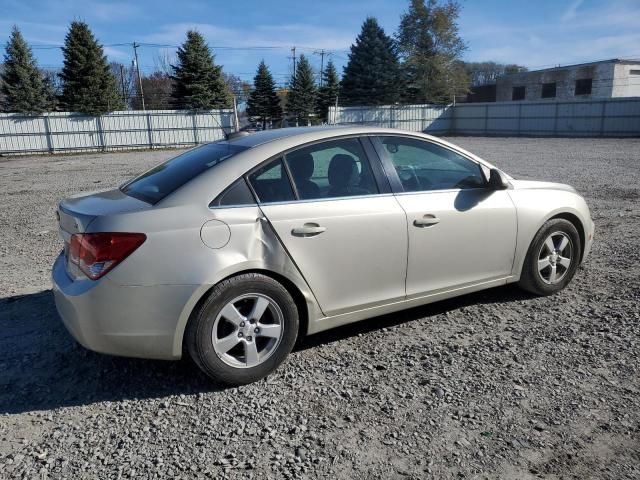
xmin=450 ymin=104 xmax=457 ymax=135
xmin=553 ymin=102 xmax=559 ymax=136
xmin=484 ymin=104 xmax=489 ymax=135
xmin=146 ymin=112 xmax=153 ymax=148
xmin=599 ymin=100 xmax=606 ymax=137
xmin=96 ymin=115 xmax=106 ymax=152
xmin=517 ymin=103 xmax=522 ymax=136
xmin=192 ymin=112 xmax=199 ymax=144
xmin=43 ymin=114 xmax=54 ymax=154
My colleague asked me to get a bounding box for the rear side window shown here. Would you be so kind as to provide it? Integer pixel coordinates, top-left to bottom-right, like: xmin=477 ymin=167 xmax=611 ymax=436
xmin=248 ymin=158 xmax=296 ymax=203
xmin=284 ymin=138 xmax=379 ymax=200
xmin=211 ymin=178 xmax=255 ymax=207
xmin=121 ymin=142 xmax=249 ymax=204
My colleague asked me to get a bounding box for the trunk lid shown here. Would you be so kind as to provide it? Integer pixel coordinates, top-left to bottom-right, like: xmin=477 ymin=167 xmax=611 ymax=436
xmin=57 ymin=189 xmax=151 ymax=278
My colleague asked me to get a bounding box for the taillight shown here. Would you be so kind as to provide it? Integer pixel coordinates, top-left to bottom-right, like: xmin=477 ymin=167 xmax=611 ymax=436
xmin=68 ymin=233 xmax=146 ymax=280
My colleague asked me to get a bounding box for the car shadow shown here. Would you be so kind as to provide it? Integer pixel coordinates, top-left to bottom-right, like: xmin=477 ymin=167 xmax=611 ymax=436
xmin=295 ymin=284 xmax=533 ymax=351
xmin=0 ymin=285 xmax=534 ymax=414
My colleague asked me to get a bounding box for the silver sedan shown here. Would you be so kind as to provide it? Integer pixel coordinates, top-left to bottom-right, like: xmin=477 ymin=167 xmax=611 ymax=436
xmin=52 ymin=127 xmax=594 ymax=385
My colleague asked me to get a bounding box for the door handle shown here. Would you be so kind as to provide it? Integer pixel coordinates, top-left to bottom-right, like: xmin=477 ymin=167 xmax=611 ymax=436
xmin=291 ymin=223 xmax=327 ymax=237
xmin=413 ymin=214 xmax=440 ymax=227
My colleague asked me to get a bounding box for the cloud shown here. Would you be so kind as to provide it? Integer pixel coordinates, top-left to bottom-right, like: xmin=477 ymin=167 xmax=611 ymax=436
xmin=103 ymin=46 xmax=129 ymax=60
xmin=561 ymin=0 xmax=584 ymax=22
xmin=142 ymin=22 xmax=354 ymax=51
xmin=464 ymin=0 xmax=640 ymax=68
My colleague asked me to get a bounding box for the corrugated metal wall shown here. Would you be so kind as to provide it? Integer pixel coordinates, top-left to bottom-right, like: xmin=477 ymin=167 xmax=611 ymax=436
xmin=0 ymin=110 xmax=234 ymax=155
xmin=329 ymin=98 xmax=640 ymax=137
xmin=329 ymin=104 xmax=453 ymax=133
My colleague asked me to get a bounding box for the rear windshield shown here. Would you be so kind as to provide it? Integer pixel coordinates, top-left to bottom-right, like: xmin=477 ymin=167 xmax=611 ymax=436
xmin=121 ymin=143 xmax=249 ymax=204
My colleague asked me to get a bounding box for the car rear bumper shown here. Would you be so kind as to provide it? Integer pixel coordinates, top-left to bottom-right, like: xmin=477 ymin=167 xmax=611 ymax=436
xmin=52 ymin=253 xmax=199 ymax=360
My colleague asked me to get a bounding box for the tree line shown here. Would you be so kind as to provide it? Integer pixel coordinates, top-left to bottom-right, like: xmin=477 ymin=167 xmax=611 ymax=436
xmin=1 ymin=0 xmax=526 ymax=120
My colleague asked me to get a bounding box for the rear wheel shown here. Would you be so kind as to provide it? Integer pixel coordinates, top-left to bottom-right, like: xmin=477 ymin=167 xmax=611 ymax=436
xmin=186 ymin=273 xmax=298 ymax=385
xmin=518 ymin=218 xmax=581 ymax=296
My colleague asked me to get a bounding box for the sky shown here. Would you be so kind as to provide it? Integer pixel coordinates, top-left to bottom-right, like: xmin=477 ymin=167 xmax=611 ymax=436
xmin=1 ymin=0 xmax=639 ymax=87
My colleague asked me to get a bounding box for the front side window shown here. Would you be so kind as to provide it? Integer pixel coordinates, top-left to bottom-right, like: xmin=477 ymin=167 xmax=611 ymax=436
xmin=121 ymin=142 xmax=248 ymax=204
xmin=284 ymin=138 xmax=379 ymax=200
xmin=248 ymin=158 xmax=295 ymax=203
xmin=378 ymin=136 xmax=486 ymax=192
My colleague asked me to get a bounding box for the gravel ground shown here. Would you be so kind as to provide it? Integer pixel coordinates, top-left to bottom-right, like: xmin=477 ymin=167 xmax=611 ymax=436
xmin=1 ymin=137 xmax=639 ymax=479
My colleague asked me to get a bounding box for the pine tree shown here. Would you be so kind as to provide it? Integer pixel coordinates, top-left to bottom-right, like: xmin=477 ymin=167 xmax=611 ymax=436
xmin=1 ymin=27 xmax=54 ymax=113
xmin=287 ymin=54 xmax=317 ymax=125
xmin=397 ymin=0 xmax=468 ymax=103
xmin=246 ymin=61 xmax=282 ymax=128
xmin=340 ymin=18 xmax=402 ymax=106
xmin=316 ymin=60 xmax=339 ymax=123
xmin=59 ymin=21 xmax=123 ymax=115
xmin=171 ymin=31 xmax=230 ymax=110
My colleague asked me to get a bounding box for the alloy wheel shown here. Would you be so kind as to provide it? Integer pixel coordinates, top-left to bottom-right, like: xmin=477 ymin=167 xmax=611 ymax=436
xmin=537 ymin=231 xmax=573 ymax=285
xmin=211 ymin=294 xmax=284 ymax=368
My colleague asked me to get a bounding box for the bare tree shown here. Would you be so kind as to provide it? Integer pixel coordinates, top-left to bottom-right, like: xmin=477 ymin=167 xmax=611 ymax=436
xmin=110 ymin=62 xmax=136 ymax=108
xmin=132 ymin=72 xmax=173 ymax=110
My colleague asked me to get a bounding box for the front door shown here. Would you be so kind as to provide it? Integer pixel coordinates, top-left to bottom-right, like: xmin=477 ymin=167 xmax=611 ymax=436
xmin=374 ymin=136 xmax=517 ymax=298
xmin=248 ymin=137 xmax=408 ymax=316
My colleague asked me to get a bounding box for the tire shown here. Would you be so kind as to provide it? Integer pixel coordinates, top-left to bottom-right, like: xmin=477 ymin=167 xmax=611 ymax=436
xmin=518 ymin=218 xmax=582 ymax=296
xmin=186 ymin=273 xmax=299 ymax=385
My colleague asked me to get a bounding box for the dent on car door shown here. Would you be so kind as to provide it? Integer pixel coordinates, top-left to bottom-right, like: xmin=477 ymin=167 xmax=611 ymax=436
xmin=373 ymin=136 xmax=517 ymax=297
xmin=249 ymin=137 xmax=408 ymax=317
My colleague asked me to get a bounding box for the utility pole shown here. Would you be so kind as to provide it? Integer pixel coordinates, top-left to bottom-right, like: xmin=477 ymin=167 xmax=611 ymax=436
xmin=313 ymin=49 xmax=329 ymax=87
xmin=132 ymin=42 xmax=146 ymax=111
xmin=290 ymin=46 xmax=297 ymax=83
xmin=232 ymin=95 xmax=239 ymax=132
xmin=119 ymin=64 xmax=127 ymax=107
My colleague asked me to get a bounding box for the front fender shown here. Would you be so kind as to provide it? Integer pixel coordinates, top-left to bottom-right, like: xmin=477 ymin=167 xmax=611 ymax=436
xmin=508 ymin=188 xmax=593 ymax=279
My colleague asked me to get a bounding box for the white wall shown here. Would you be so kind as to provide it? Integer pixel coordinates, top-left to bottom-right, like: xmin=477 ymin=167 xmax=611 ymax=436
xmin=612 ymin=64 xmax=640 ymax=98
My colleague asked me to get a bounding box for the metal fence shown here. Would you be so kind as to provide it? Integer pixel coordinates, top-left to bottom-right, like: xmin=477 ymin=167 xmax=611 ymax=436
xmin=0 ymin=109 xmax=235 ymax=155
xmin=328 ymin=104 xmax=452 ymax=134
xmin=329 ymin=97 xmax=640 ymax=137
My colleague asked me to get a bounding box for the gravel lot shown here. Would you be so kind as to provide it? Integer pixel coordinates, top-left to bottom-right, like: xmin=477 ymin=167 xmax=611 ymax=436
xmin=1 ymin=137 xmax=639 ymax=479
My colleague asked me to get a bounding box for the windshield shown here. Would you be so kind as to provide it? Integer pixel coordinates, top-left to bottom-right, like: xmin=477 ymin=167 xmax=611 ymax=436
xmin=121 ymin=142 xmax=249 ymax=204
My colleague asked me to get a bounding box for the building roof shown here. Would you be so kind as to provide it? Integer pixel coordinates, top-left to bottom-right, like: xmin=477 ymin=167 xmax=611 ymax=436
xmin=505 ymin=58 xmax=640 ymax=77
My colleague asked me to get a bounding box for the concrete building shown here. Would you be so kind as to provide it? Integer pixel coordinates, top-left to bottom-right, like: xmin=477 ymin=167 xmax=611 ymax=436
xmin=495 ymin=59 xmax=640 ymax=102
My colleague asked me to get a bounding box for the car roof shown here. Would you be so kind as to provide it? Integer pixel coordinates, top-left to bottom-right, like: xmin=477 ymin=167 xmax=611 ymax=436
xmin=228 ymin=125 xmax=398 ymax=148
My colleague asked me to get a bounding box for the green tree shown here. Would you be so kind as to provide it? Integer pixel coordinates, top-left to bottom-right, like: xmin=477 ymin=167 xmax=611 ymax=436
xmin=397 ymin=0 xmax=468 ymax=103
xmin=171 ymin=30 xmax=230 ymax=110
xmin=340 ymin=17 xmax=402 ymax=106
xmin=316 ymin=59 xmax=339 ymax=122
xmin=1 ymin=26 xmax=55 ymax=113
xmin=287 ymin=54 xmax=317 ymax=125
xmin=246 ymin=61 xmax=282 ymax=128
xmin=59 ymin=21 xmax=123 ymax=115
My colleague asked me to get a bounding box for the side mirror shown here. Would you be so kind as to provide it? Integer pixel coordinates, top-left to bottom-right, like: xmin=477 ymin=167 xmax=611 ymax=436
xmin=488 ymin=168 xmax=509 ymax=190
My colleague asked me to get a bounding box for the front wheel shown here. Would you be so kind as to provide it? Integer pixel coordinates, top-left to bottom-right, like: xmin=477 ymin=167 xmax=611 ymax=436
xmin=518 ymin=218 xmax=582 ymax=296
xmin=186 ymin=273 xmax=299 ymax=385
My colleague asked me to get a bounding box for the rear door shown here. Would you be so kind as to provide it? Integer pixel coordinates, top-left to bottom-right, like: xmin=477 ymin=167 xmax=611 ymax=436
xmin=249 ymin=137 xmax=408 ymax=317
xmin=373 ymin=135 xmax=517 ymax=298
